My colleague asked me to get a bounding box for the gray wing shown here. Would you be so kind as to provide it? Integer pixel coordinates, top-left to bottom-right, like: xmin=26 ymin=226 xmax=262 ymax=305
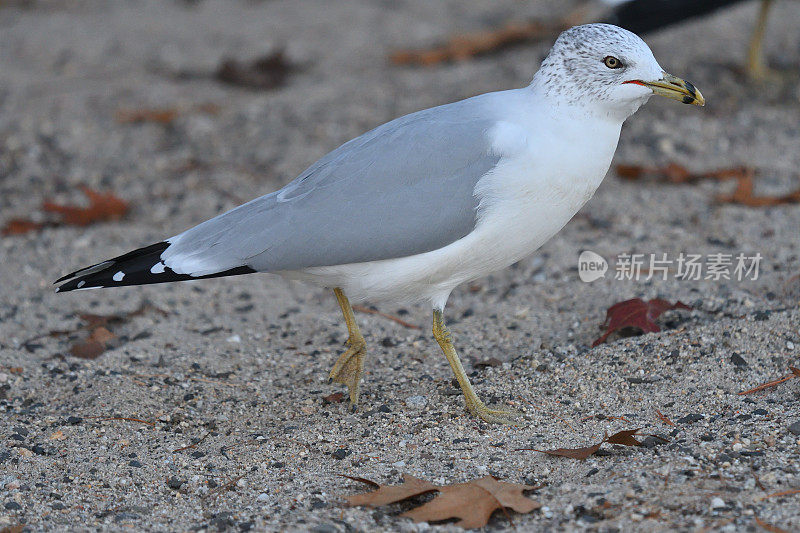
xmin=162 ymin=94 xmax=502 ymax=276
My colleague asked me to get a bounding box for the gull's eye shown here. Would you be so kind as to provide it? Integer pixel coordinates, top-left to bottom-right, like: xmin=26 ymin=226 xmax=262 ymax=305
xmin=603 ymin=56 xmax=623 ymax=69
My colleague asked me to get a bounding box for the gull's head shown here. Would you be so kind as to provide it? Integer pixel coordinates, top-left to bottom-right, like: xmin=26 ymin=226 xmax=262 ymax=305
xmin=532 ymin=24 xmax=704 ymax=120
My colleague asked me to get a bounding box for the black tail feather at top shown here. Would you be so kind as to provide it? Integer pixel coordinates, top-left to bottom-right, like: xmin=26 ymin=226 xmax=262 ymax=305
xmin=55 ymin=241 xmax=255 ymax=292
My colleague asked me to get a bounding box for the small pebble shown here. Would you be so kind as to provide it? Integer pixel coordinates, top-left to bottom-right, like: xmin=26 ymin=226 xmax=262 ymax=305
xmin=710 ymin=497 xmax=726 ymax=510
xmin=729 ymin=353 xmax=748 ymax=367
xmin=405 ymin=395 xmax=427 ymax=409
xmin=331 ymin=448 xmax=349 ymax=460
xmin=166 ymin=477 xmax=184 ymax=490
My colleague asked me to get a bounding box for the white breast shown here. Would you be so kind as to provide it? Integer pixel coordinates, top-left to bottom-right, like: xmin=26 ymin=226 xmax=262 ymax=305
xmin=287 ymin=110 xmax=621 ymax=309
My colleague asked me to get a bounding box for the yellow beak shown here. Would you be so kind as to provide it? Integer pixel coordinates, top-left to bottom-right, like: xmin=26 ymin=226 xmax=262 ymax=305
xmin=625 ymin=73 xmax=705 ymax=106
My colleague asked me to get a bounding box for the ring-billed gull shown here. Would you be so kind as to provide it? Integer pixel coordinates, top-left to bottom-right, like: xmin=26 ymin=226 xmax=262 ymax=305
xmin=56 ymin=24 xmax=704 ymax=424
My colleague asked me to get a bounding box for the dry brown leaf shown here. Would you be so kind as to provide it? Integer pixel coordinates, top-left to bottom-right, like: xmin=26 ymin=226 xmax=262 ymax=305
xmin=3 ymin=186 xmax=131 ymax=236
xmin=69 ymin=339 xmax=106 ymax=360
xmin=754 ymin=516 xmax=791 ymax=533
xmin=615 ymin=163 xmax=800 ymax=207
xmin=90 ymin=326 xmax=116 ymax=345
xmin=390 ymin=20 xmax=562 ymax=66
xmin=115 ymin=108 xmax=180 ymax=124
xmin=759 ymin=488 xmax=800 ymax=500
xmin=520 ymin=428 xmax=666 ymax=460
xmin=352 ymin=305 xmax=421 ymax=329
xmin=50 ymin=430 xmax=66 ymax=441
xmin=474 ymin=357 xmax=502 ymax=369
xmin=593 ymin=298 xmax=691 ymax=347
xmin=343 ymin=475 xmax=437 ymax=507
xmin=605 ymin=428 xmax=644 ymax=447
xmin=115 ymin=103 xmax=220 ymax=125
xmin=738 ymin=367 xmax=799 ymax=395
xmin=525 ymin=441 xmax=603 ymax=460
xmin=215 ymin=50 xmax=296 ymax=90
xmin=717 ymin=172 xmax=800 ymax=207
xmin=58 ymin=304 xmax=164 ymax=360
xmin=0 ymin=525 xmax=25 ymax=533
xmin=655 ymin=409 xmax=676 ymax=427
xmin=343 ymin=474 xmax=539 ymax=528
xmin=615 ymin=163 xmax=747 ymax=184
xmin=70 ymin=325 xmax=118 ymax=359
xmin=43 ymin=186 xmax=129 ymax=227
xmin=322 ymin=392 xmax=346 ymax=404
xmin=1 ymin=219 xmax=46 ymax=236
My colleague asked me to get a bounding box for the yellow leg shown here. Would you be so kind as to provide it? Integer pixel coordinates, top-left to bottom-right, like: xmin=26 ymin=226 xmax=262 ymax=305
xmin=329 ymin=288 xmax=367 ymax=409
xmin=432 ymin=309 xmax=519 ymax=425
xmin=746 ymin=0 xmax=773 ymax=80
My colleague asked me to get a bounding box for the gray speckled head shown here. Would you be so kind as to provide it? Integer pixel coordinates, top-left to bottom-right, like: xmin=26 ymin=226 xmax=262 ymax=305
xmin=531 ymin=24 xmax=665 ymax=120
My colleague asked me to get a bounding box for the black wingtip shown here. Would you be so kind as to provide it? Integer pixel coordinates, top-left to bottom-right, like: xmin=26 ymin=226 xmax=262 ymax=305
xmin=55 ymin=241 xmax=256 ymax=293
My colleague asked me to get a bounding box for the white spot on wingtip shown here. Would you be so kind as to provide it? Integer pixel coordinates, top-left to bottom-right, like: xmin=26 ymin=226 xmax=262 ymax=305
xmin=150 ymin=262 xmax=165 ymax=274
xmin=77 ymin=281 xmax=86 ymax=288
xmin=112 ymin=271 xmax=125 ymax=282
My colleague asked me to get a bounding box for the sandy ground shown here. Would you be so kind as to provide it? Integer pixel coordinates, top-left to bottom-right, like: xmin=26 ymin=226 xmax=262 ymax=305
xmin=1 ymin=1 xmax=799 ymax=531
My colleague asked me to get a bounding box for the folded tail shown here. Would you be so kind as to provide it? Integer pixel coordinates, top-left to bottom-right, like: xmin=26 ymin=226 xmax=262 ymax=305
xmin=55 ymin=241 xmax=255 ymax=292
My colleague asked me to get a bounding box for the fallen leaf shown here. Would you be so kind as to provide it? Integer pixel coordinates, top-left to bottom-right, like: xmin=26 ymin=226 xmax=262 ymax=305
xmin=527 ymin=441 xmax=603 ymax=461
xmin=69 ymin=339 xmax=106 ymax=360
xmin=615 ymin=163 xmax=800 ymax=207
xmin=519 ymin=429 xmax=667 ymax=460
xmin=215 ymin=50 xmax=296 ymax=90
xmin=2 ymin=186 xmax=131 ymax=236
xmin=474 ymin=357 xmax=502 ymax=369
xmin=89 ymin=326 xmax=116 ymax=345
xmin=593 ymin=298 xmax=692 ymax=347
xmin=1 ymin=219 xmax=46 ymax=236
xmin=343 ymin=475 xmax=437 ymax=507
xmin=70 ymin=324 xmax=118 ymax=359
xmin=50 ymin=430 xmax=66 ymax=441
xmin=115 ymin=103 xmax=220 ymax=125
xmin=390 ymin=20 xmax=562 ymax=66
xmin=615 ymin=163 xmax=746 ymax=184
xmin=43 ymin=186 xmax=129 ymax=227
xmin=605 ymin=428 xmax=644 ymax=446
xmin=759 ymin=488 xmax=800 ymax=500
xmin=115 ymin=107 xmax=179 ymax=124
xmin=342 ymin=474 xmax=539 ymax=528
xmin=754 ymin=516 xmax=791 ymax=533
xmin=352 ymin=305 xmax=421 ymax=329
xmin=655 ymin=409 xmax=676 ymax=426
xmin=322 ymin=392 xmax=346 ymax=404
xmin=48 ymin=303 xmax=165 ymax=360
xmin=738 ymin=367 xmax=799 ymax=395
xmin=0 ymin=525 xmax=25 ymax=533
xmin=717 ymin=171 xmax=800 ymax=206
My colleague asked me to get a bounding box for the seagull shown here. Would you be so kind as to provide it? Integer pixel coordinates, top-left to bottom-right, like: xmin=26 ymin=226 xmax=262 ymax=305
xmin=55 ymin=24 xmax=704 ymax=424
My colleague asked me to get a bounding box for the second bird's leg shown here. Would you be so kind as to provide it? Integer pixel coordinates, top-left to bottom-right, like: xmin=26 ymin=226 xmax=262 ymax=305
xmin=746 ymin=0 xmax=774 ymax=80
xmin=432 ymin=309 xmax=519 ymax=425
xmin=329 ymin=287 xmax=367 ymax=408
